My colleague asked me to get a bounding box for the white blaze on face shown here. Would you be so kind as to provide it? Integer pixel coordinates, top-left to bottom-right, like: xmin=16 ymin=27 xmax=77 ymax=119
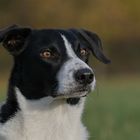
xmin=56 ymin=35 xmax=96 ymax=96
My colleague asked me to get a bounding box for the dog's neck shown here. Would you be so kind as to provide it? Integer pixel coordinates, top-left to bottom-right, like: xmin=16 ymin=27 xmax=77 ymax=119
xmin=5 ymin=88 xmax=87 ymax=140
xmin=15 ymin=87 xmax=85 ymax=122
xmin=0 ymin=88 xmax=88 ymax=140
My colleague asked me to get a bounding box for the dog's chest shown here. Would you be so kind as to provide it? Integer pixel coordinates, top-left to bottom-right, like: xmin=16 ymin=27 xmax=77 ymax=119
xmin=0 ymin=99 xmax=88 ymax=140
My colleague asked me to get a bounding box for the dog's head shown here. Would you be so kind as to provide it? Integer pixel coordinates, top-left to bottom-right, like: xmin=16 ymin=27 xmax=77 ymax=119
xmin=0 ymin=25 xmax=110 ymax=100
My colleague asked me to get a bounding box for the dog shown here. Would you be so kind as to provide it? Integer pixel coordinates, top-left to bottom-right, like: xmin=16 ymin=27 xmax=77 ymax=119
xmin=0 ymin=25 xmax=110 ymax=140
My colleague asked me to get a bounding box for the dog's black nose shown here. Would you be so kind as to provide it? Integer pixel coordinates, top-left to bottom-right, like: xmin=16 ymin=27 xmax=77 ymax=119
xmin=75 ymin=68 xmax=94 ymax=84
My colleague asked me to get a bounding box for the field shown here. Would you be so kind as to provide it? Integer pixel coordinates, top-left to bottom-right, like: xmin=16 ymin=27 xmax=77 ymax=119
xmin=84 ymin=76 xmax=140 ymax=140
xmin=0 ymin=76 xmax=140 ymax=140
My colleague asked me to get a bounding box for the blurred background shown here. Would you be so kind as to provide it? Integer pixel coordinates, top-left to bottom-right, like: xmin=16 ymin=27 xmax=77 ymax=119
xmin=0 ymin=0 xmax=140 ymax=140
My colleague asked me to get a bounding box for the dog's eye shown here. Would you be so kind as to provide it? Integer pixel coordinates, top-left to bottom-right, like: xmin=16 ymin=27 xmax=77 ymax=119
xmin=40 ymin=49 xmax=52 ymax=59
xmin=40 ymin=49 xmax=60 ymax=61
xmin=80 ymin=48 xmax=89 ymax=56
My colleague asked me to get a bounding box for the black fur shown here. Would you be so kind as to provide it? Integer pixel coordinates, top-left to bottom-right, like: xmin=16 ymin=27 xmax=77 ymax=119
xmin=0 ymin=25 xmax=110 ymax=123
xmin=0 ymin=85 xmax=19 ymax=123
xmin=66 ymin=98 xmax=80 ymax=105
xmin=69 ymin=29 xmax=111 ymax=64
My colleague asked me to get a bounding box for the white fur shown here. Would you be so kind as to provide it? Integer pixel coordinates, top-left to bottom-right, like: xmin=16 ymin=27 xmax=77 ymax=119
xmin=0 ymin=88 xmax=89 ymax=140
xmin=0 ymin=34 xmax=96 ymax=140
xmin=57 ymin=35 xmax=96 ymax=96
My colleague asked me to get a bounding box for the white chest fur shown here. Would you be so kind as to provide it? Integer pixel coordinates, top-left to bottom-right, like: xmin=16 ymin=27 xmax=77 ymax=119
xmin=0 ymin=89 xmax=89 ymax=140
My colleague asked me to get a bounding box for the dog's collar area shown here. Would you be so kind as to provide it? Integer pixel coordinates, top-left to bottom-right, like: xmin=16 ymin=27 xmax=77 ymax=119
xmin=66 ymin=98 xmax=80 ymax=105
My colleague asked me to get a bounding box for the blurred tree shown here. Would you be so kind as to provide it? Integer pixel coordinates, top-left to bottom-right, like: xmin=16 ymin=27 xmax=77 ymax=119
xmin=0 ymin=0 xmax=140 ymax=75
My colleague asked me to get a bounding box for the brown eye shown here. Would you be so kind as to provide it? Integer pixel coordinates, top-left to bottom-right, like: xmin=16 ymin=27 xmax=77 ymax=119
xmin=40 ymin=50 xmax=51 ymax=59
xmin=80 ymin=48 xmax=88 ymax=56
xmin=40 ymin=49 xmax=60 ymax=61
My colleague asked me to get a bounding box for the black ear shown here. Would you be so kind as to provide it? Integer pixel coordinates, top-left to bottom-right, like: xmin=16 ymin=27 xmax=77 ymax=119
xmin=0 ymin=25 xmax=31 ymax=55
xmin=69 ymin=29 xmax=111 ymax=64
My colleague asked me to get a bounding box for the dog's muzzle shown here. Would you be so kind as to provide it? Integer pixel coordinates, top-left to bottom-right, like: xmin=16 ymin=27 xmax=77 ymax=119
xmin=54 ymin=67 xmax=95 ymax=99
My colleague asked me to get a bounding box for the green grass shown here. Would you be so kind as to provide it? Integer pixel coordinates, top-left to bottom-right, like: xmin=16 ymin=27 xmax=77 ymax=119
xmin=0 ymin=76 xmax=140 ymax=140
xmin=83 ymin=77 xmax=140 ymax=140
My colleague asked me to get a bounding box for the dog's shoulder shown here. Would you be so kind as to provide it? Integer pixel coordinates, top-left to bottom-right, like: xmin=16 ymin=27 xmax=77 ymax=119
xmin=0 ymin=101 xmax=5 ymax=114
xmin=0 ymin=101 xmax=5 ymax=122
xmin=0 ymin=99 xmax=19 ymax=124
xmin=0 ymin=102 xmax=5 ymax=125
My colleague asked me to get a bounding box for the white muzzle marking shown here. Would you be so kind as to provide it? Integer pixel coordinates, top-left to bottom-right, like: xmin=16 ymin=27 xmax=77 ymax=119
xmin=56 ymin=35 xmax=96 ymax=97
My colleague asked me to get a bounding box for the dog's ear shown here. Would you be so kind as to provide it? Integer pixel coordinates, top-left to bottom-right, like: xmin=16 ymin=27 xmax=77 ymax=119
xmin=0 ymin=25 xmax=32 ymax=55
xmin=69 ymin=29 xmax=111 ymax=64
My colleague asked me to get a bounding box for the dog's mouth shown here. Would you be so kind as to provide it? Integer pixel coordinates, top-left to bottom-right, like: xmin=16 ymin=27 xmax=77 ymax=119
xmin=53 ymin=87 xmax=91 ymax=99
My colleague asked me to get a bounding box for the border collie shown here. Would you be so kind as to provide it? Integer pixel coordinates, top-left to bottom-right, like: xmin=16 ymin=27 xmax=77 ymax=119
xmin=0 ymin=25 xmax=110 ymax=140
